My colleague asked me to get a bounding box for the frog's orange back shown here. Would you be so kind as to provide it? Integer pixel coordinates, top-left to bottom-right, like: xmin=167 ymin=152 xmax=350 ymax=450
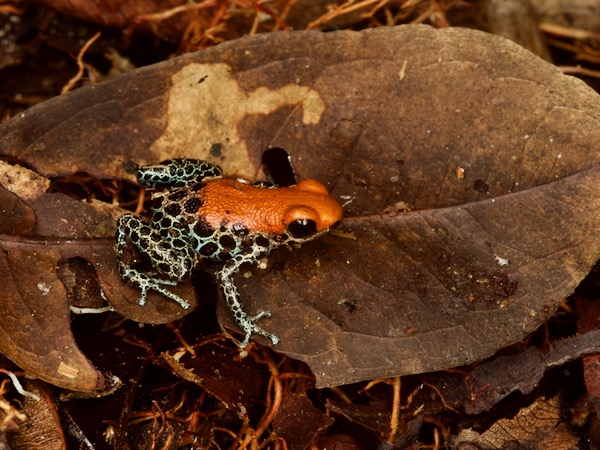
xmin=197 ymin=178 xmax=343 ymax=235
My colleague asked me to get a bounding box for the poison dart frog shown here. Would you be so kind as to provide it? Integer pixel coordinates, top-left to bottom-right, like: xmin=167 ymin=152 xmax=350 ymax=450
xmin=115 ymin=158 xmax=343 ymax=348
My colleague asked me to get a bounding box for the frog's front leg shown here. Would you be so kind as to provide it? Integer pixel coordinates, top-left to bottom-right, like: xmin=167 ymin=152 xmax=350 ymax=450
xmin=136 ymin=159 xmax=223 ymax=189
xmin=216 ymin=258 xmax=280 ymax=348
xmin=115 ymin=214 xmax=195 ymax=309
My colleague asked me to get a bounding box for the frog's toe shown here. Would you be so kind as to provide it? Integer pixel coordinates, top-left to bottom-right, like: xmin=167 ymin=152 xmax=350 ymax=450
xmin=266 ymin=332 xmax=280 ymax=346
xmin=154 ymin=287 xmax=190 ymax=309
xmin=238 ymin=322 xmax=279 ymax=348
xmin=144 ymin=277 xmax=189 ymax=308
xmin=250 ymin=312 xmax=279 ymax=346
xmin=137 ymin=286 xmax=149 ymax=306
xmin=253 ymin=326 xmax=279 ymax=346
xmin=252 ymin=310 xmax=272 ymax=321
xmin=134 ymin=278 xmax=190 ymax=309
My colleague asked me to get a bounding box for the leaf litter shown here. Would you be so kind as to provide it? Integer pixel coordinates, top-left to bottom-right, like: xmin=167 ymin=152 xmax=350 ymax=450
xmin=0 ymin=23 xmax=599 ymax=448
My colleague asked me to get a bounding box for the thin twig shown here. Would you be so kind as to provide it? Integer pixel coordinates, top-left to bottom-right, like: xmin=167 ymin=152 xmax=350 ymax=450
xmin=559 ymin=65 xmax=600 ymax=78
xmin=61 ymin=31 xmax=101 ymax=94
xmin=307 ymin=0 xmax=383 ymax=30
xmin=387 ymin=377 xmax=401 ymax=442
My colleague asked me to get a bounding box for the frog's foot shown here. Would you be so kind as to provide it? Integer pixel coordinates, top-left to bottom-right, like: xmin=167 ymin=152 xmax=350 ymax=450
xmin=218 ymin=265 xmax=279 ymax=347
xmin=238 ymin=311 xmax=280 ymax=348
xmin=144 ymin=282 xmax=190 ymax=310
xmin=120 ymin=267 xmax=190 ymax=309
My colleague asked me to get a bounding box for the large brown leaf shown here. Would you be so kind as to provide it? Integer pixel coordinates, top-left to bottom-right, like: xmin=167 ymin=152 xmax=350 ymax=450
xmin=0 ymin=26 xmax=599 ymax=388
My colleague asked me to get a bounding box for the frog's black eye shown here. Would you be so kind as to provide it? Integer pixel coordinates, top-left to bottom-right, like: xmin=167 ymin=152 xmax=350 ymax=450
xmin=288 ymin=218 xmax=317 ymax=239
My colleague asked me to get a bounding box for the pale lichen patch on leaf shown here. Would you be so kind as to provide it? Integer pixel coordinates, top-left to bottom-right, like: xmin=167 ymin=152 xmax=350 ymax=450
xmin=0 ymin=160 xmax=49 ymax=202
xmin=152 ymin=63 xmax=325 ymax=179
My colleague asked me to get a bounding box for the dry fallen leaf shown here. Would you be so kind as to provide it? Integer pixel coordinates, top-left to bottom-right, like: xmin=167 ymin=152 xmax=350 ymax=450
xmin=5 ymin=381 xmax=66 ymax=450
xmin=0 ymin=25 xmax=599 ymax=389
xmin=450 ymin=395 xmax=581 ymax=448
xmin=410 ymin=331 xmax=600 ymax=416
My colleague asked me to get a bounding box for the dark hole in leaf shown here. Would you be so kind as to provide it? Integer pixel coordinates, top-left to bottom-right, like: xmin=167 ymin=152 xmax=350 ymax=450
xmin=210 ymin=142 xmax=223 ymax=158
xmin=473 ymin=179 xmax=489 ymax=193
xmin=261 ymin=147 xmax=296 ymax=186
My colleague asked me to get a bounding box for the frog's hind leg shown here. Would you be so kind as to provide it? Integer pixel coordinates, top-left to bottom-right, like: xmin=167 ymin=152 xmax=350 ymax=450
xmin=216 ymin=258 xmax=280 ymax=348
xmin=136 ymin=159 xmax=223 ymax=188
xmin=115 ymin=214 xmax=195 ymax=309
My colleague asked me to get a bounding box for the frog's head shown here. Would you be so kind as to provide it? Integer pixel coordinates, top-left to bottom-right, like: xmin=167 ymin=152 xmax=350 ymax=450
xmin=282 ymin=179 xmax=343 ymax=242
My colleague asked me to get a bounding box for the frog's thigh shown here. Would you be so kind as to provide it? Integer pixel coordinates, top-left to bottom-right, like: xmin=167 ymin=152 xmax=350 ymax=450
xmin=120 ymin=215 xmax=195 ymax=281
xmin=144 ymin=231 xmax=196 ymax=280
xmin=116 ymin=214 xmax=147 ymax=255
